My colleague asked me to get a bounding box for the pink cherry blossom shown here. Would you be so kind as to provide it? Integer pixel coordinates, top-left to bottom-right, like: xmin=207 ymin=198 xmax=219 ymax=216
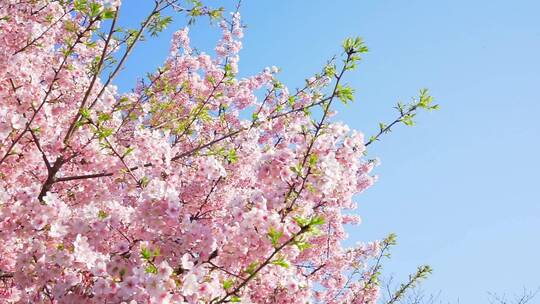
xmin=0 ymin=2 xmax=387 ymax=303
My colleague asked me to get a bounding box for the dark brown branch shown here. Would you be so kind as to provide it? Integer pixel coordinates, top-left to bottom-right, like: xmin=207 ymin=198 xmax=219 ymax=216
xmin=29 ymin=128 xmax=51 ymax=171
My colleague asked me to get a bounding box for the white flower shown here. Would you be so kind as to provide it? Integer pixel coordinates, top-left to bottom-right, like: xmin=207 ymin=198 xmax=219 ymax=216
xmin=182 ymin=273 xmax=198 ymax=296
xmin=181 ymin=253 xmax=194 ymax=270
xmin=10 ymin=114 xmax=26 ymax=129
xmin=49 ymin=222 xmax=67 ymax=238
xmin=74 ymin=234 xmax=99 ymax=268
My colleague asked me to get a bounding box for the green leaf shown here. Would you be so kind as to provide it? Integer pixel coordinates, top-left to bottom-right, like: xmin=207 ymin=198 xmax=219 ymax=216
xmin=271 ymin=257 xmax=289 ymax=269
xmin=224 ymin=63 xmax=234 ymax=77
xmin=245 ymin=261 xmax=258 ymax=275
xmin=140 ymin=176 xmax=150 ymax=187
xmin=207 ymin=75 xmax=216 ymax=86
xmin=288 ymin=96 xmax=296 ymax=107
xmin=293 ymin=216 xmax=310 ymax=227
xmin=384 ymin=233 xmax=398 ymax=246
xmin=305 ymin=183 xmax=316 ymax=193
xmin=148 ymin=13 xmax=173 ymax=37
xmin=227 ymin=149 xmax=238 ymax=164
xmin=74 ymin=120 xmax=86 ymax=129
xmin=74 ymin=0 xmax=88 ymax=13
xmin=401 ymin=115 xmax=415 ymax=127
xmin=308 ymin=154 xmax=318 ymax=168
xmin=222 ymin=279 xmax=234 ymax=290
xmin=97 ymin=210 xmax=108 ymax=220
xmin=267 ymin=227 xmax=283 ymax=248
xmin=335 ymin=84 xmax=355 ymax=104
xmin=309 ymin=215 xmax=325 ymax=226
xmin=324 ymin=64 xmax=336 ymax=77
xmin=141 ymin=247 xmax=152 ymax=260
xmin=123 ymin=147 xmax=135 ymax=158
xmin=145 ymin=264 xmax=157 ymax=274
xmin=294 ymin=240 xmax=312 ymax=251
xmin=343 ymin=38 xmax=354 ymax=53
xmin=209 ymin=8 xmax=224 ymax=21
xmin=342 ymin=36 xmax=368 ymax=54
xmin=230 ymin=296 xmax=241 ymax=303
xmin=97 ymin=112 xmax=111 ymax=123
xmin=395 ymin=102 xmax=405 ymax=114
xmin=89 ymin=2 xmax=101 ymax=18
xmin=290 ymin=164 xmax=303 ymax=176
xmin=97 ymin=127 xmax=113 ymax=139
xmin=102 ymin=8 xmax=115 ymax=20
xmin=80 ymin=107 xmax=90 ymax=119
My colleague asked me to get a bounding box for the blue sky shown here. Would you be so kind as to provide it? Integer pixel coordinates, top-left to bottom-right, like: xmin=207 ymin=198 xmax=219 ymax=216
xmin=117 ymin=1 xmax=540 ymax=302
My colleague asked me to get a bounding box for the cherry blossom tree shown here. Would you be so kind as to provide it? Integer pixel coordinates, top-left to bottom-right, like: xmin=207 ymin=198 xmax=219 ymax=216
xmin=0 ymin=1 xmax=437 ymax=303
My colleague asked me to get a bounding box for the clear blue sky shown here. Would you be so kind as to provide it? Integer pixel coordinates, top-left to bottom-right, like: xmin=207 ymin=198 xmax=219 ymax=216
xmin=117 ymin=1 xmax=540 ymax=302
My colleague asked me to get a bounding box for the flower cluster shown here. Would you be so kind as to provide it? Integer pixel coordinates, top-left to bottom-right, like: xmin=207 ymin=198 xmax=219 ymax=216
xmin=0 ymin=1 xmax=383 ymax=303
